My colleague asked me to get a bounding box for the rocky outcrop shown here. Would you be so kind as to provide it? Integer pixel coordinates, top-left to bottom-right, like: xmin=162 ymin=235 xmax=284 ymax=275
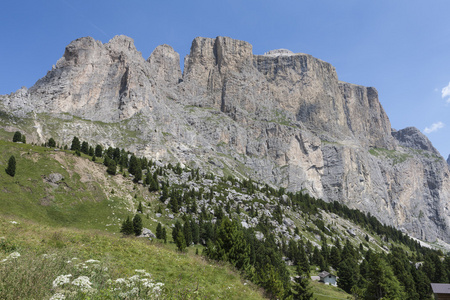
xmin=392 ymin=127 xmax=439 ymax=155
xmin=1 ymin=35 xmax=449 ymax=243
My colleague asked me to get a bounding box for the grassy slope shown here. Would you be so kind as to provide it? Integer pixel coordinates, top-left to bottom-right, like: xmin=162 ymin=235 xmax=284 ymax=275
xmin=0 ymin=140 xmax=263 ymax=299
xmin=0 ymin=138 xmax=352 ymax=299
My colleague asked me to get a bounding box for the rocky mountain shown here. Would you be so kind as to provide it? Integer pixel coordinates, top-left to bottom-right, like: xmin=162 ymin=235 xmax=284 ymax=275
xmin=1 ymin=35 xmax=449 ymax=242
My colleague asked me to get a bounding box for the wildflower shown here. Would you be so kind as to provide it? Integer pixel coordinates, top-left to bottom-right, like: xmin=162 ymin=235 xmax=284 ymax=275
xmin=114 ymin=278 xmax=127 ymax=284
xmin=71 ymin=276 xmax=92 ymax=292
xmin=49 ymin=293 xmax=66 ymax=300
xmin=128 ymin=287 xmax=139 ymax=295
xmin=85 ymin=259 xmax=100 ymax=263
xmin=9 ymin=221 xmax=18 ymax=224
xmin=128 ymin=274 xmax=141 ymax=283
xmin=53 ymin=274 xmax=72 ymax=288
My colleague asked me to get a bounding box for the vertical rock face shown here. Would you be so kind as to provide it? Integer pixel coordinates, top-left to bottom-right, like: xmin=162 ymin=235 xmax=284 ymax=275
xmin=24 ymin=36 xmax=160 ymax=122
xmin=147 ymin=44 xmax=181 ymax=87
xmin=1 ymin=35 xmax=449 ymax=242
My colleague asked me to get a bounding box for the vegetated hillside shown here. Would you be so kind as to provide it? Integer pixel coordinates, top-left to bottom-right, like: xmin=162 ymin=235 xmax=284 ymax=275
xmin=1 ymin=35 xmax=449 ymax=244
xmin=0 ymin=133 xmax=449 ymax=300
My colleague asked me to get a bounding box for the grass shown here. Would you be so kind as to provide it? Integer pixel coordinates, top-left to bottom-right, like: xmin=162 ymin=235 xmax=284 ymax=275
xmin=0 ymin=217 xmax=263 ymax=299
xmin=0 ymin=139 xmax=265 ymax=299
xmin=368 ymin=147 xmax=411 ymax=165
xmin=310 ymin=281 xmax=351 ymax=300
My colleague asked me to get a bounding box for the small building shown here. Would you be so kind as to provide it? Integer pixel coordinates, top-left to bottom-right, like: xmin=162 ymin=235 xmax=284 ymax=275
xmin=431 ymin=283 xmax=450 ymax=300
xmin=318 ymin=271 xmax=337 ymax=286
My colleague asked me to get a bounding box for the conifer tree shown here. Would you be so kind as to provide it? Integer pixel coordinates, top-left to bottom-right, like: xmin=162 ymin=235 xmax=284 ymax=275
xmin=176 ymin=232 xmax=186 ymax=252
xmin=298 ymin=242 xmax=310 ymax=276
xmin=71 ymin=136 xmax=81 ymax=151
xmin=132 ymin=214 xmax=143 ymax=236
xmin=21 ymin=135 xmax=26 ymax=144
xmin=162 ymin=227 xmax=167 ymax=243
xmin=106 ymin=159 xmax=116 ymax=175
xmin=337 ymin=257 xmax=358 ymax=293
xmin=156 ymin=223 xmax=163 ymax=239
xmin=172 ymin=220 xmax=182 ymax=242
xmin=137 ymin=201 xmax=143 ymax=213
xmin=191 ymin=219 xmax=199 ymax=244
xmin=183 ymin=220 xmax=192 ymax=246
xmin=12 ymin=131 xmax=21 ymax=142
xmin=5 ymin=155 xmax=16 ymax=177
xmin=120 ymin=216 xmax=134 ymax=235
xmin=48 ymin=138 xmax=56 ymax=148
xmin=133 ymin=164 xmax=142 ymax=183
xmin=128 ymin=155 xmax=139 ymax=175
xmin=365 ymin=254 xmax=406 ymax=299
xmin=292 ymin=265 xmax=314 ymax=300
xmin=95 ymin=145 xmax=103 ymax=157
xmin=81 ymin=141 xmax=89 ymax=154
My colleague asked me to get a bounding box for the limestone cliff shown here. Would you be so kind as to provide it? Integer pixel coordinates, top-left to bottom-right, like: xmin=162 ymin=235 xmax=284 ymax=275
xmin=1 ymin=35 xmax=448 ymax=242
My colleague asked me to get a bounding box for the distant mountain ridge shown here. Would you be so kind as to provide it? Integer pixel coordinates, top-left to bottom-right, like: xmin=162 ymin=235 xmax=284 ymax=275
xmin=1 ymin=35 xmax=449 ymax=242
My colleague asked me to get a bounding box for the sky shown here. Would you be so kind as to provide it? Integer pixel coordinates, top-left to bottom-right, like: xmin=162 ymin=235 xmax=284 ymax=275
xmin=1 ymin=0 xmax=449 ymax=157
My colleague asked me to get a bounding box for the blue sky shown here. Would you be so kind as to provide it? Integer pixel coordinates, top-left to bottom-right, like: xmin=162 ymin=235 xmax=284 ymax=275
xmin=1 ymin=0 xmax=449 ymax=157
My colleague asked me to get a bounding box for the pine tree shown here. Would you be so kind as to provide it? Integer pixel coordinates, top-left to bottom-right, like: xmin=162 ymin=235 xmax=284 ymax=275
xmin=21 ymin=135 xmax=26 ymax=144
xmin=132 ymin=214 xmax=143 ymax=236
xmin=172 ymin=220 xmax=182 ymax=242
xmin=81 ymin=141 xmax=89 ymax=154
xmin=292 ymin=265 xmax=314 ymax=300
xmin=12 ymin=131 xmax=21 ymax=142
xmin=95 ymin=145 xmax=103 ymax=157
xmin=183 ymin=220 xmax=192 ymax=246
xmin=133 ymin=164 xmax=142 ymax=183
xmin=298 ymin=242 xmax=310 ymax=276
xmin=365 ymin=254 xmax=406 ymax=299
xmin=337 ymin=257 xmax=358 ymax=293
xmin=128 ymin=155 xmax=139 ymax=175
xmin=5 ymin=155 xmax=16 ymax=177
xmin=48 ymin=138 xmax=56 ymax=148
xmin=156 ymin=223 xmax=163 ymax=239
xmin=162 ymin=227 xmax=167 ymax=243
xmin=106 ymin=159 xmax=116 ymax=175
xmin=88 ymin=146 xmax=94 ymax=156
xmin=71 ymin=136 xmax=81 ymax=151
xmin=137 ymin=201 xmax=143 ymax=213
xmin=191 ymin=219 xmax=199 ymax=244
xmin=120 ymin=216 xmax=134 ymax=235
xmin=176 ymin=232 xmax=186 ymax=252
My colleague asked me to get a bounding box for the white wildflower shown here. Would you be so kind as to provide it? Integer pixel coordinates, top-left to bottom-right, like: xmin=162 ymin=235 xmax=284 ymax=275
xmin=118 ymin=291 xmax=128 ymax=297
xmin=128 ymin=274 xmax=141 ymax=282
xmin=85 ymin=259 xmax=100 ymax=263
xmin=114 ymin=278 xmax=127 ymax=284
xmin=9 ymin=221 xmax=18 ymax=224
xmin=49 ymin=293 xmax=66 ymax=300
xmin=52 ymin=274 xmax=72 ymax=288
xmin=151 ymin=282 xmax=164 ymax=295
xmin=129 ymin=287 xmax=139 ymax=295
xmin=1 ymin=259 xmax=7 ymax=263
xmin=71 ymin=276 xmax=92 ymax=292
xmin=75 ymin=263 xmax=88 ymax=269
xmin=8 ymin=252 xmax=20 ymax=259
xmin=140 ymin=278 xmax=153 ymax=288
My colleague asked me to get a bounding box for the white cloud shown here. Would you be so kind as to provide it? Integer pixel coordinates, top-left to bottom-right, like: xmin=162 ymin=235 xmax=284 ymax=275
xmin=442 ymin=82 xmax=450 ymax=103
xmin=424 ymin=121 xmax=445 ymax=134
